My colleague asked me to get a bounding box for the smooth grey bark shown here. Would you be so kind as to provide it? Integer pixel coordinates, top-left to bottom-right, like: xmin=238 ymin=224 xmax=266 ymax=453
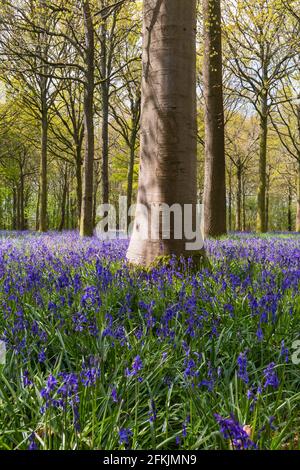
xmin=127 ymin=0 xmax=199 ymax=266
xmin=80 ymin=0 xmax=95 ymax=237
xmin=203 ymin=0 xmax=226 ymax=238
xmin=256 ymin=86 xmax=268 ymax=233
xmin=39 ymin=92 xmax=48 ymax=232
xmin=100 ymin=16 xmax=109 ymax=208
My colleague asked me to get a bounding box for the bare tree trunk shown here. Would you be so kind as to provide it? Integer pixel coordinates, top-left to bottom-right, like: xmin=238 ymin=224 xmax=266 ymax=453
xmin=39 ymin=100 xmax=48 ymax=232
xmin=127 ymin=0 xmax=198 ymax=266
xmin=242 ymin=175 xmax=246 ymax=232
xmin=127 ymin=128 xmax=137 ymax=230
xmin=100 ymin=16 xmax=109 ymax=207
xmin=296 ymin=105 xmax=300 ymax=232
xmin=265 ymin=165 xmax=270 ymax=232
xmin=59 ymin=166 xmax=68 ymax=231
xmin=288 ymin=184 xmax=292 ymax=232
xmin=75 ymin=142 xmax=82 ymax=227
xmin=80 ymin=0 xmax=95 ymax=237
xmin=35 ymin=188 xmax=40 ymax=231
xmin=228 ymin=164 xmax=232 ymax=232
xmin=256 ymin=91 xmax=268 ymax=233
xmin=297 ymin=160 xmax=300 ymax=232
xmin=235 ymin=161 xmax=242 ymax=231
xmin=93 ymin=160 xmax=100 ymax=228
xmin=19 ymin=172 xmax=25 ymax=230
xmin=13 ymin=187 xmax=17 ymax=230
xmin=203 ymin=0 xmax=226 ymax=238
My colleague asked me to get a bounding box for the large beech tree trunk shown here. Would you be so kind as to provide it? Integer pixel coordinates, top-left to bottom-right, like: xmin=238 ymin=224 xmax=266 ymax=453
xmin=202 ymin=0 xmax=226 ymax=238
xmin=80 ymin=0 xmax=95 ymax=237
xmin=100 ymin=15 xmax=109 ymax=209
xmin=127 ymin=0 xmax=198 ymax=266
xmin=256 ymin=88 xmax=268 ymax=233
xmin=39 ymin=97 xmax=48 ymax=232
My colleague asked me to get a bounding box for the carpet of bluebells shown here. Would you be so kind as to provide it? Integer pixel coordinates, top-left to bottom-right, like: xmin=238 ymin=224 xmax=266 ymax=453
xmin=0 ymin=231 xmax=299 ymax=450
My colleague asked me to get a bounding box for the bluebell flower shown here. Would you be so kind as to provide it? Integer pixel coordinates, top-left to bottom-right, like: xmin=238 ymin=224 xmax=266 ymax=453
xmin=111 ymin=387 xmax=118 ymax=403
xmin=280 ymin=340 xmax=289 ymax=363
xmin=28 ymin=433 xmax=38 ymax=450
xmin=237 ymin=351 xmax=249 ymax=384
xmin=148 ymin=399 xmax=157 ymax=423
xmin=215 ymin=413 xmax=257 ymax=449
xmin=263 ymin=363 xmax=279 ymax=390
xmin=22 ymin=370 xmax=33 ymax=387
xmin=119 ymin=427 xmax=133 ymax=446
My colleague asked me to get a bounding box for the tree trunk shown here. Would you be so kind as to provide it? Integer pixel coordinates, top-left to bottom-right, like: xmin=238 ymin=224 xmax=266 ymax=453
xmin=100 ymin=14 xmax=110 ymax=234
xmin=93 ymin=160 xmax=100 ymax=228
xmin=75 ymin=142 xmax=82 ymax=227
xmin=80 ymin=0 xmax=95 ymax=237
xmin=256 ymin=92 xmax=268 ymax=233
xmin=127 ymin=130 xmax=137 ymax=230
xmin=296 ymin=104 xmax=300 ymax=232
xmin=297 ymin=160 xmax=300 ymax=232
xmin=235 ymin=161 xmax=242 ymax=231
xmin=19 ymin=170 xmax=25 ymax=230
xmin=13 ymin=187 xmax=17 ymax=230
xmin=39 ymin=101 xmax=48 ymax=232
xmin=228 ymin=165 xmax=232 ymax=232
xmin=59 ymin=166 xmax=68 ymax=231
xmin=127 ymin=0 xmax=199 ymax=266
xmin=242 ymin=175 xmax=246 ymax=232
xmin=265 ymin=166 xmax=270 ymax=232
xmin=288 ymin=184 xmax=292 ymax=232
xmin=202 ymin=0 xmax=226 ymax=238
xmin=101 ymin=96 xmax=109 ymax=203
xmin=100 ymin=16 xmax=109 ymax=207
xmin=35 ymin=189 xmax=40 ymax=231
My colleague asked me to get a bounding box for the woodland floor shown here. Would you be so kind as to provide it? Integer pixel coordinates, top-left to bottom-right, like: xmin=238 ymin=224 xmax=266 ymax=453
xmin=0 ymin=231 xmax=299 ymax=450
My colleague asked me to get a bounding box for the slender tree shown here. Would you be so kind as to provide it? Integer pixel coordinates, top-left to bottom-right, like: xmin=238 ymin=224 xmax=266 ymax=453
xmin=224 ymin=0 xmax=297 ymax=232
xmin=80 ymin=0 xmax=95 ymax=236
xmin=202 ymin=0 xmax=226 ymax=238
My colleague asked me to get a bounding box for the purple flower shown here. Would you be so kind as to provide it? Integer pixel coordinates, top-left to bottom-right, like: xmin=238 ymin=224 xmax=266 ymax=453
xmin=119 ymin=427 xmax=133 ymax=446
xmin=215 ymin=413 xmax=257 ymax=449
xmin=125 ymin=355 xmax=143 ymax=379
xmin=22 ymin=370 xmax=33 ymax=387
xmin=237 ymin=351 xmax=249 ymax=384
xmin=148 ymin=399 xmax=157 ymax=423
xmin=111 ymin=387 xmax=118 ymax=403
xmin=80 ymin=361 xmax=100 ymax=387
xmin=263 ymin=363 xmax=279 ymax=390
xmin=280 ymin=340 xmax=289 ymax=363
xmin=28 ymin=433 xmax=38 ymax=450
xmin=256 ymin=327 xmax=263 ymax=342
